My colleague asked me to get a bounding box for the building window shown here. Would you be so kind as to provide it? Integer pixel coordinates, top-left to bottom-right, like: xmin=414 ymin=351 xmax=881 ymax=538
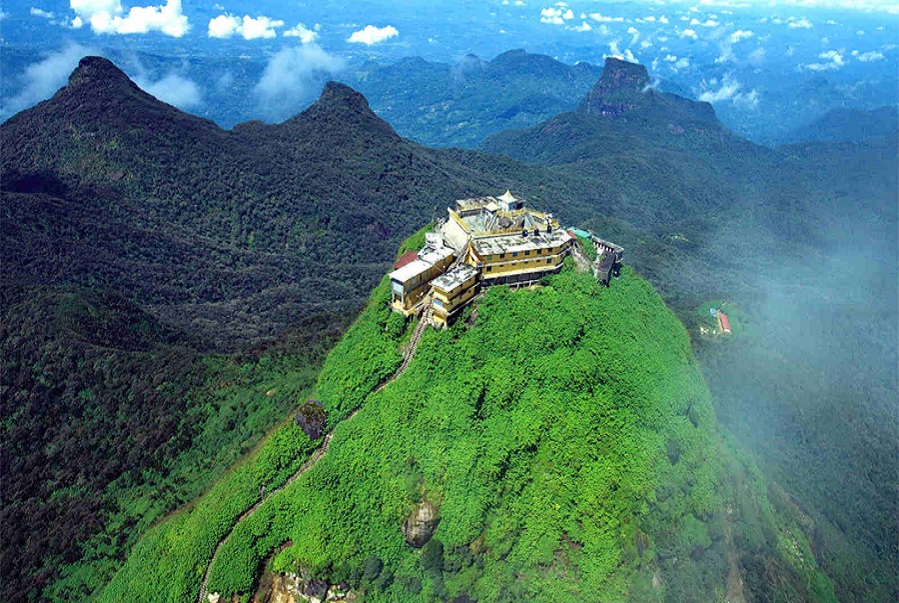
xmin=512 ymin=252 xmax=518 ymax=257
xmin=500 ymin=253 xmax=505 ymax=259
xmin=546 ymin=258 xmax=552 ymax=264
xmin=487 ymin=266 xmax=493 ymax=272
xmin=525 ymin=250 xmax=530 ymax=256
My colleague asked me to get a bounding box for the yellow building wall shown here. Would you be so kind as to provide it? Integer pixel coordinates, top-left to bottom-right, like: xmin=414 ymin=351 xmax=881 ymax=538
xmin=470 ymin=245 xmax=570 ymax=280
xmin=390 ymin=256 xmax=455 ymax=316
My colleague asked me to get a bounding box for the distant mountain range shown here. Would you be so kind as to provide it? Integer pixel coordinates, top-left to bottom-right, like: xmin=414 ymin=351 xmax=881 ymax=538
xmin=1 ymin=55 xmax=895 ymax=603
xmin=782 ymin=105 xmax=899 ymax=144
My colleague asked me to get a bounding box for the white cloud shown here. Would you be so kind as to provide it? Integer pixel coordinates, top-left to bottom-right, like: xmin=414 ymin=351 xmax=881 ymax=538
xmin=541 ymin=6 xmax=574 ymax=24
xmin=702 ymin=19 xmax=719 ymax=26
xmin=30 ymin=7 xmax=55 ymax=18
xmin=852 ymin=49 xmax=885 ymax=61
xmin=572 ymin=20 xmax=592 ymax=32
xmin=347 ymin=24 xmax=398 ymax=44
xmin=856 ymin=29 xmax=865 ymax=35
xmin=607 ymin=39 xmax=636 ymax=63
xmin=680 ymin=28 xmax=698 ymax=39
xmin=729 ymin=29 xmax=753 ymax=43
xmin=241 ymin=15 xmax=283 ymax=39
xmin=804 ymin=49 xmax=845 ymax=71
xmin=664 ymin=54 xmax=690 ymax=71
xmin=2 ymin=42 xmax=97 ymax=119
xmin=748 ymin=47 xmax=765 ymax=64
xmin=589 ymin=12 xmax=623 ymax=23
xmin=788 ymin=17 xmax=813 ymax=28
xmin=659 ymin=15 xmax=669 ymax=23
xmin=133 ymin=72 xmax=202 ymax=108
xmin=254 ymin=44 xmax=345 ymax=119
xmin=826 ymin=19 xmax=838 ymax=24
xmin=628 ymin=26 xmax=640 ymax=45
xmin=697 ymin=75 xmax=758 ymax=109
xmin=69 ymin=0 xmax=189 ymax=37
xmin=284 ymin=22 xmax=319 ymax=43
xmin=208 ymin=14 xmax=284 ymax=40
xmin=208 ymin=14 xmax=239 ymax=37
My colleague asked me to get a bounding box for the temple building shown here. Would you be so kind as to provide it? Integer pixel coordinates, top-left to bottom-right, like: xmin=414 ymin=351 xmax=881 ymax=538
xmin=389 ymin=191 xmax=620 ymax=328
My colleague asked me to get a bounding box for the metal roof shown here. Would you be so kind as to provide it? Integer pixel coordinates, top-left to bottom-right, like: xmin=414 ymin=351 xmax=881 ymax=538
xmin=432 ymin=264 xmax=479 ymax=293
xmin=471 ymin=229 xmax=573 ymax=257
xmin=389 ymin=259 xmax=434 ymax=283
xmin=388 ymin=245 xmax=454 ymax=284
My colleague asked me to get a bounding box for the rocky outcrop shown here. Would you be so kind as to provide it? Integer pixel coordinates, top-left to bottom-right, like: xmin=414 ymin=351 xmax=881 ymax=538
xmin=295 ymin=400 xmax=327 ymax=440
xmin=402 ymin=501 xmax=440 ymax=547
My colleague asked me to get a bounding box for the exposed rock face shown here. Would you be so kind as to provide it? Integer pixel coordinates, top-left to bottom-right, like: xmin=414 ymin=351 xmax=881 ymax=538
xmin=303 ymin=577 xmax=329 ymax=600
xmin=577 ymin=57 xmax=717 ymax=127
xmin=295 ymin=400 xmax=327 ymax=440
xmin=578 ymin=57 xmax=652 ymax=118
xmin=402 ymin=500 xmax=440 ymax=547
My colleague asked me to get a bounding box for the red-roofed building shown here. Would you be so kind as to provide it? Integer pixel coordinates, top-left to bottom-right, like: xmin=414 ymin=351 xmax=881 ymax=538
xmin=393 ymin=251 xmax=420 ymax=270
xmin=718 ymin=311 xmax=732 ymax=335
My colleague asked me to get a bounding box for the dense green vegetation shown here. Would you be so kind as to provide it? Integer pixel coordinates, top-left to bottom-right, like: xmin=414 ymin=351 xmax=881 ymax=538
xmin=0 ymin=281 xmax=351 ymax=603
xmin=2 ymin=54 xmax=895 ymax=602
xmin=350 ymin=50 xmax=603 ymax=148
xmin=165 ymin=265 xmax=824 ymax=603
xmin=95 ymin=277 xmax=407 ymax=603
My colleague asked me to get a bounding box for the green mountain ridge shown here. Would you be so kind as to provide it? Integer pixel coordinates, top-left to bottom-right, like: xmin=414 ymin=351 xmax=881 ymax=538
xmin=100 ymin=261 xmax=836 ymax=603
xmin=1 ymin=54 xmax=895 ymax=603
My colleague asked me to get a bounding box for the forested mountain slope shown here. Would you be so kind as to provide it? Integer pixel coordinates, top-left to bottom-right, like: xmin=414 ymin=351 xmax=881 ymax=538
xmin=1 ymin=55 xmax=895 ymax=603
xmin=348 ymin=49 xmax=603 ymax=148
xmin=1 ymin=57 xmax=584 ymax=351
xmin=101 ymin=264 xmax=837 ymax=603
xmin=482 ymin=57 xmax=898 ymax=603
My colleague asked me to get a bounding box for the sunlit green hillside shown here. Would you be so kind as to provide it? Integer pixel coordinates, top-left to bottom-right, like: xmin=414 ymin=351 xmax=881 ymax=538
xmin=99 ymin=261 xmax=834 ymax=603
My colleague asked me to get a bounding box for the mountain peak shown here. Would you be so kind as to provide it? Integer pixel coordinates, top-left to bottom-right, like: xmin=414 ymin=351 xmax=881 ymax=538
xmin=578 ymin=57 xmax=653 ymax=117
xmin=67 ymin=56 xmax=139 ymax=94
xmin=599 ymin=57 xmax=651 ymax=90
xmin=286 ymin=81 xmax=398 ymax=139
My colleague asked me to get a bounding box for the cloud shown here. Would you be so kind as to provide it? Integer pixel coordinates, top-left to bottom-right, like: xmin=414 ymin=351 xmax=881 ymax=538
xmin=803 ymin=49 xmax=845 ymax=71
xmin=284 ymin=22 xmax=320 ymax=43
xmin=627 ymin=26 xmax=640 ymax=45
xmin=133 ymin=72 xmax=202 ymax=108
xmin=697 ymin=74 xmax=759 ymax=109
xmin=69 ymin=0 xmax=189 ymax=36
xmin=572 ymin=20 xmax=592 ymax=32
xmin=254 ymin=44 xmax=345 ymax=118
xmin=208 ymin=14 xmax=284 ymax=39
xmin=664 ymin=54 xmax=691 ymax=69
xmin=347 ymin=24 xmax=398 ymax=44
xmin=540 ymin=7 xmax=574 ymax=24
xmin=30 ymin=7 xmax=55 ymax=18
xmin=607 ymin=39 xmax=637 ymax=63
xmin=851 ymin=49 xmax=885 ymax=61
xmin=729 ymin=29 xmax=753 ymax=43
xmin=680 ymin=28 xmax=698 ymax=39
xmin=588 ymin=12 xmax=623 ymax=23
xmin=2 ymin=42 xmax=97 ymax=119
xmin=748 ymin=46 xmax=765 ymax=64
xmin=788 ymin=17 xmax=813 ymax=28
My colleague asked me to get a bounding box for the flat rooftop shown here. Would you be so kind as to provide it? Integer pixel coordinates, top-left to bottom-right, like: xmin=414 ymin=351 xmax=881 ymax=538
xmin=389 ymin=245 xmax=454 ymax=283
xmin=471 ymin=229 xmax=573 ymax=257
xmin=432 ymin=264 xmax=479 ymax=293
